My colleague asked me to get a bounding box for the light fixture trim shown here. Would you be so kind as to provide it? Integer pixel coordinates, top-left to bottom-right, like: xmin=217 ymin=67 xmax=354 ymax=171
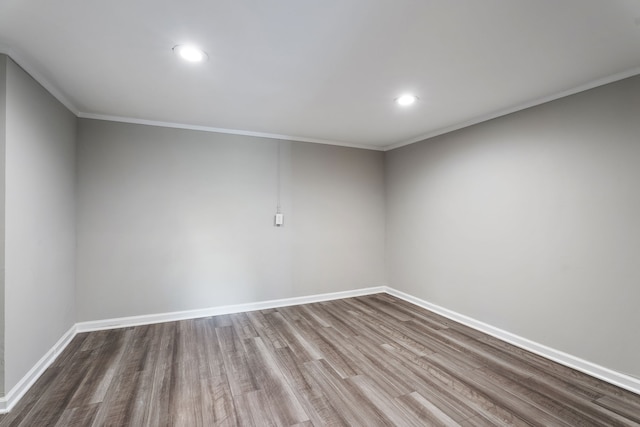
xmin=173 ymin=44 xmax=208 ymax=63
xmin=395 ymin=94 xmax=419 ymax=106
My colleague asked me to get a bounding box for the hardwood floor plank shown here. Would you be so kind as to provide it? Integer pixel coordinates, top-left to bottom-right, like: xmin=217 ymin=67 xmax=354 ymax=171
xmin=1 ymin=294 xmax=639 ymax=426
xmin=346 ymin=375 xmax=423 ymax=426
xmin=234 ymin=390 xmax=277 ymax=427
xmin=596 ymin=396 xmax=640 ymax=424
xmin=273 ymin=347 xmax=349 ymax=426
xmin=243 ymin=337 xmax=309 ymax=426
xmin=216 ymin=326 xmax=259 ymax=397
xmin=54 ymin=403 xmax=100 ymax=427
xmin=278 ymin=307 xmax=360 ymax=379
xmin=378 ymin=342 xmax=532 ymax=426
xmin=263 ymin=311 xmax=324 ymax=362
xmin=302 ymin=359 xmax=386 ymax=426
xmin=68 ymin=329 xmax=132 ymax=408
xmin=473 ymin=366 xmax=601 ymax=426
xmin=394 ymin=391 xmax=465 ymax=427
xmin=199 ymin=375 xmax=238 ymax=427
xmin=14 ymin=351 xmax=94 ymax=426
xmin=245 ymin=310 xmax=287 ymax=350
xmin=314 ymin=326 xmax=412 ymax=398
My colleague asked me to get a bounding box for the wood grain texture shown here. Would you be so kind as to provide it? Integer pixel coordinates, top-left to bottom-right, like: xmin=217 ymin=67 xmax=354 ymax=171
xmin=0 ymin=293 xmax=638 ymax=426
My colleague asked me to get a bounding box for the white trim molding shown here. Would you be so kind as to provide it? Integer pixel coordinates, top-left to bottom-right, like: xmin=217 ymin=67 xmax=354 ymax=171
xmin=76 ymin=286 xmax=387 ymax=333
xmin=2 ymin=285 xmax=638 ymax=414
xmin=0 ymin=286 xmax=386 ymax=414
xmin=77 ymin=113 xmax=384 ymax=152
xmin=384 ymin=66 xmax=640 ymax=151
xmin=0 ymin=325 xmax=77 ymax=414
xmin=385 ymin=287 xmax=640 ymax=396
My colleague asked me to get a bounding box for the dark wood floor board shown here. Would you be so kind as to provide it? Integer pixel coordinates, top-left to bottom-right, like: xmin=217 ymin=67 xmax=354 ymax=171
xmin=324 ymin=303 xmax=394 ymax=347
xmin=233 ymin=389 xmax=277 ymax=427
xmin=303 ymin=359 xmax=391 ymax=426
xmin=474 ymin=365 xmax=605 ymax=427
xmin=216 ymin=348 xmax=258 ymax=398
xmin=454 ymin=365 xmax=579 ymax=427
xmin=13 ymin=350 xmax=95 ymax=426
xmin=459 ymin=414 xmax=509 ymax=427
xmin=230 ymin=312 xmax=260 ymax=341
xmin=347 ymin=335 xmax=479 ymax=422
xmin=372 ymin=294 xmax=460 ymax=330
xmin=520 ymin=376 xmax=639 ymax=426
xmin=596 ymin=396 xmax=640 ymax=424
xmin=1 ymin=294 xmax=639 ymax=426
xmin=378 ymin=342 xmax=533 ymax=426
xmin=346 ymin=375 xmax=423 ymax=426
xmin=89 ymin=370 xmax=141 ymax=427
xmin=209 ymin=313 xmax=234 ymax=328
xmin=277 ymin=308 xmax=361 ymax=379
xmin=479 ymin=332 xmax=635 ymax=402
xmin=168 ymin=358 xmax=205 ymax=426
xmin=272 ymin=345 xmax=359 ymax=425
xmin=349 ymin=295 xmax=415 ymax=323
xmin=313 ymin=300 xmax=370 ymax=337
xmin=215 ymin=323 xmax=246 ymax=355
xmin=298 ymin=304 xmax=333 ymax=328
xmin=193 ymin=318 xmax=225 ymax=380
xmin=243 ymin=337 xmax=310 ymax=426
xmin=263 ymin=311 xmax=323 ymax=362
xmin=245 ymin=310 xmax=287 ymax=350
xmin=336 ymin=302 xmax=438 ymax=358
xmin=50 ymin=332 xmax=90 ymax=368
xmin=0 ymin=369 xmax=62 ymax=427
xmin=284 ymin=357 xmax=349 ymax=426
xmin=0 ymin=372 xmax=63 ymax=427
xmin=392 ymin=361 xmax=493 ymax=423
xmin=199 ymin=375 xmax=238 ymax=427
xmin=71 ymin=329 xmax=137 ymax=409
xmin=131 ymin=323 xmax=177 ymax=427
xmin=315 ymin=326 xmax=413 ymax=398
xmin=394 ymin=391 xmax=468 ymax=426
xmin=521 ymin=366 xmax=606 ymax=402
xmin=404 ymin=320 xmax=522 ymax=369
xmin=54 ymin=403 xmax=100 ymax=427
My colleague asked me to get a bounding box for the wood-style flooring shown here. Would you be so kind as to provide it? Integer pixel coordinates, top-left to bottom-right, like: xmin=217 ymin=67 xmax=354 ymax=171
xmin=0 ymin=293 xmax=639 ymax=426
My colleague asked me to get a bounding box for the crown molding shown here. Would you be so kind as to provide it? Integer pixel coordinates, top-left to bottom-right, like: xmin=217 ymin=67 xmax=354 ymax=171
xmin=384 ymin=66 xmax=640 ymax=151
xmin=3 ymin=45 xmax=639 ymax=153
xmin=0 ymin=47 xmax=79 ymax=115
xmin=77 ymin=113 xmax=385 ymax=151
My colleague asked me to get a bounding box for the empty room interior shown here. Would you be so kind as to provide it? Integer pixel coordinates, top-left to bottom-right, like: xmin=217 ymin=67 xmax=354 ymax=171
xmin=0 ymin=0 xmax=640 ymax=425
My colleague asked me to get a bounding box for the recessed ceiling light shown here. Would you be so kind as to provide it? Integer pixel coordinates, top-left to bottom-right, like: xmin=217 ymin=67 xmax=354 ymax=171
xmin=395 ymin=94 xmax=418 ymax=106
xmin=173 ymin=45 xmax=208 ymax=63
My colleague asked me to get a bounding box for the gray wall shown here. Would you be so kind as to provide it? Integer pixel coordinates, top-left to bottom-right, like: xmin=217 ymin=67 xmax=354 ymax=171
xmin=386 ymin=75 xmax=640 ymax=378
xmin=3 ymin=57 xmax=77 ymax=392
xmin=0 ymin=56 xmax=7 ymax=396
xmin=76 ymin=119 xmax=385 ymax=321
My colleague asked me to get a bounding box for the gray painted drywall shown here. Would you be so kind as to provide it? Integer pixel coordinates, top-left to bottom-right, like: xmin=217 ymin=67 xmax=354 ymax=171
xmin=4 ymin=57 xmax=77 ymax=392
xmin=386 ymin=74 xmax=640 ymax=378
xmin=76 ymin=119 xmax=385 ymax=321
xmin=0 ymin=56 xmax=7 ymax=396
xmin=290 ymin=142 xmax=386 ymax=296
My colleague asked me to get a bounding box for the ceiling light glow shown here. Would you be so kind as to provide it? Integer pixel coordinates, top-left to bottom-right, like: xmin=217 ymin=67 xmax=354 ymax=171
xmin=396 ymin=94 xmax=418 ymax=106
xmin=173 ymin=45 xmax=208 ymax=63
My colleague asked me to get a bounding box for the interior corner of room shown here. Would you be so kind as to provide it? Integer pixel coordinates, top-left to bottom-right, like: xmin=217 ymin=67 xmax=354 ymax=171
xmin=0 ymin=47 xmax=639 ymax=413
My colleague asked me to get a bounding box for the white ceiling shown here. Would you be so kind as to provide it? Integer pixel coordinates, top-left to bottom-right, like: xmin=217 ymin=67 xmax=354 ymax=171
xmin=1 ymin=1 xmax=640 ymax=150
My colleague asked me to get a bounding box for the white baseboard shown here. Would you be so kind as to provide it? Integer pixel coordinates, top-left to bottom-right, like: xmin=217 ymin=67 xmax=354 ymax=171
xmin=1 ymin=286 xmax=386 ymax=414
xmin=76 ymin=286 xmax=387 ymax=333
xmin=0 ymin=325 xmax=77 ymax=414
xmin=385 ymin=287 xmax=640 ymax=396
xmin=2 ymin=284 xmax=638 ymax=415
